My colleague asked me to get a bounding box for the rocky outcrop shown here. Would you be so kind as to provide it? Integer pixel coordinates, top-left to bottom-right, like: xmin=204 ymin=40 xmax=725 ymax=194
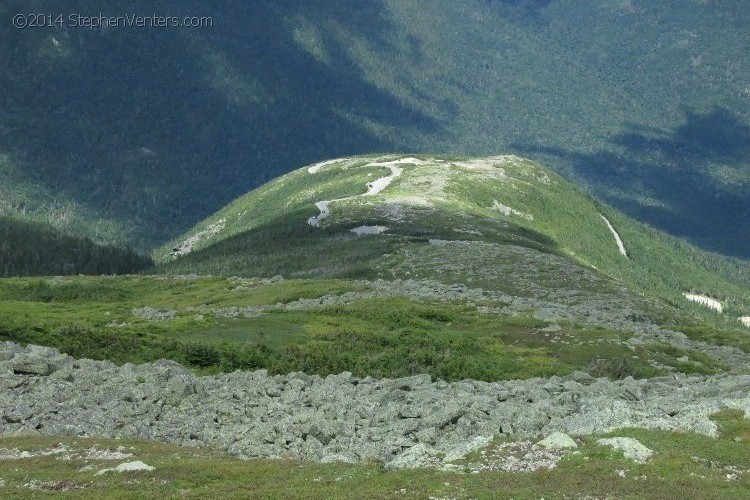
xmin=597 ymin=437 xmax=653 ymax=463
xmin=1 ymin=342 xmax=749 ymax=469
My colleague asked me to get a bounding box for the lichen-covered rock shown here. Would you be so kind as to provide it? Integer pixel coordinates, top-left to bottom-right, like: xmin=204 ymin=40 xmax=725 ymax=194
xmin=384 ymin=444 xmax=432 ymax=470
xmin=537 ymin=432 xmax=577 ymax=449
xmin=1 ymin=342 xmax=749 ymax=470
xmin=596 ymin=437 xmax=653 ymax=463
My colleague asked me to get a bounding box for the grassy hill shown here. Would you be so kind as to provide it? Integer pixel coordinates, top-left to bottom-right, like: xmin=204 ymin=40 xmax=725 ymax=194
xmin=6 ymin=155 xmax=746 ymax=381
xmin=156 ymin=155 xmax=749 ymax=317
xmin=2 ymin=154 xmax=750 ymax=496
xmin=0 ymin=1 xmax=747 ymax=257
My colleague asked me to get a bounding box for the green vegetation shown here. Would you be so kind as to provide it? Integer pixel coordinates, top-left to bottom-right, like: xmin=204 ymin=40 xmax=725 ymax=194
xmin=0 ymin=275 xmax=736 ymax=381
xmin=1 ymin=411 xmax=748 ymax=498
xmin=1 ymin=2 xmax=747 ymax=258
xmin=2 ymin=155 xmax=747 ymax=382
xmin=0 ymin=216 xmax=152 ymax=277
xmin=157 ymin=156 xmax=749 ymax=326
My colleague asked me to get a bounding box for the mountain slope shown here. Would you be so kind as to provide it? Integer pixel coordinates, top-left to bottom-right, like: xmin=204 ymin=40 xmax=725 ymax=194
xmin=157 ymin=154 xmax=749 ymax=318
xmin=1 ymin=1 xmax=747 ymax=255
xmin=146 ymin=154 xmax=750 ymax=379
xmin=3 ymin=155 xmax=749 ymax=384
xmin=0 ymin=216 xmax=152 ymax=276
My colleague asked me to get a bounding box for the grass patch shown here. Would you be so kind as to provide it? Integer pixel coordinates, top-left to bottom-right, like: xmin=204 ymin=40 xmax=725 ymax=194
xmin=0 ymin=276 xmax=741 ymax=381
xmin=0 ymin=411 xmax=748 ymax=498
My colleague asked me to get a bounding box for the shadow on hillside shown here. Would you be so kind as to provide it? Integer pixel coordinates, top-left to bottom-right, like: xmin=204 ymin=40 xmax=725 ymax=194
xmin=514 ymin=107 xmax=750 ymax=258
xmin=486 ymin=0 xmax=553 ymax=23
xmin=0 ymin=0 xmax=444 ymax=248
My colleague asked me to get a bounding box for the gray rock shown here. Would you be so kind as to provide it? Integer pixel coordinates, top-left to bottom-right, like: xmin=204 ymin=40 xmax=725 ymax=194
xmin=11 ymin=357 xmax=52 ymax=376
xmin=1 ymin=341 xmax=749 ymax=470
xmin=596 ymin=437 xmax=653 ymax=463
xmin=443 ymin=435 xmax=492 ymax=460
xmin=384 ymin=444 xmax=433 ymax=470
xmin=537 ymin=432 xmax=577 ymax=449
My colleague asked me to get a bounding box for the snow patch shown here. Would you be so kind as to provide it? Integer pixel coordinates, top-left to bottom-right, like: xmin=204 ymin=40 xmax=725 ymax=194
xmin=600 ymin=215 xmax=628 ymax=257
xmin=683 ymin=293 xmax=723 ymax=313
xmin=350 ymin=225 xmax=387 ymax=235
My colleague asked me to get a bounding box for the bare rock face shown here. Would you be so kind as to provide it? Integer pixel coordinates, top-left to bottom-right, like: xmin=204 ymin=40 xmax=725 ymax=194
xmin=1 ymin=342 xmax=749 ymax=470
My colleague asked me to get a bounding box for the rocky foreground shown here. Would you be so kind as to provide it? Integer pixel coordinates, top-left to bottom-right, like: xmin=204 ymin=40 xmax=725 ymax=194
xmin=1 ymin=342 xmax=749 ymax=469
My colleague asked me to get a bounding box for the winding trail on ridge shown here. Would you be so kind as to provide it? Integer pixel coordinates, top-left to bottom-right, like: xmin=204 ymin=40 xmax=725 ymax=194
xmin=307 ymin=157 xmax=426 ymax=227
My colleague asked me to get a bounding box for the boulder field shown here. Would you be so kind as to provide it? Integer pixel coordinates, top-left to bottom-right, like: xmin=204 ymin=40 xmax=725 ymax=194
xmin=2 ymin=342 xmax=749 ymax=469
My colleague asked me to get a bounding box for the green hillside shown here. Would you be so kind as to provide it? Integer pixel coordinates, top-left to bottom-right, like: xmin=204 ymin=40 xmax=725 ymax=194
xmin=157 ymin=155 xmax=749 ymax=317
xmin=7 ymin=154 xmax=738 ymax=381
xmin=0 ymin=216 xmax=152 ymax=276
xmin=0 ymin=1 xmax=747 ymax=256
xmin=4 ymin=154 xmax=747 ymax=381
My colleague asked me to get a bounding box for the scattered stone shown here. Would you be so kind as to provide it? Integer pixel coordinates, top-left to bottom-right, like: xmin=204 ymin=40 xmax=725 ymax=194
xmin=0 ymin=444 xmax=69 ymax=460
xmin=132 ymin=307 xmax=177 ymax=322
xmin=83 ymin=446 xmax=134 ymax=461
xmin=443 ymin=436 xmax=493 ymax=461
xmin=537 ymin=432 xmax=577 ymax=449
xmin=23 ymin=479 xmax=88 ymax=491
xmin=597 ymin=437 xmax=653 ymax=463
xmin=384 ymin=444 xmax=433 ymax=470
xmin=540 ymin=325 xmax=562 ymax=332
xmin=95 ymin=461 xmax=155 ymax=475
xmin=449 ymin=440 xmax=573 ymax=473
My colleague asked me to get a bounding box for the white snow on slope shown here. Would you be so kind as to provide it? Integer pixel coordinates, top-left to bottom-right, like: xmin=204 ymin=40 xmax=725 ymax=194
xmin=600 ymin=215 xmax=628 ymax=258
xmin=683 ymin=293 xmax=723 ymax=313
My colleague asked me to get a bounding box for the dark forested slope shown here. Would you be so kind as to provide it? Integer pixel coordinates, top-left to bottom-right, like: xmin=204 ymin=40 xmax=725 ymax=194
xmin=0 ymin=0 xmax=747 ymax=257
